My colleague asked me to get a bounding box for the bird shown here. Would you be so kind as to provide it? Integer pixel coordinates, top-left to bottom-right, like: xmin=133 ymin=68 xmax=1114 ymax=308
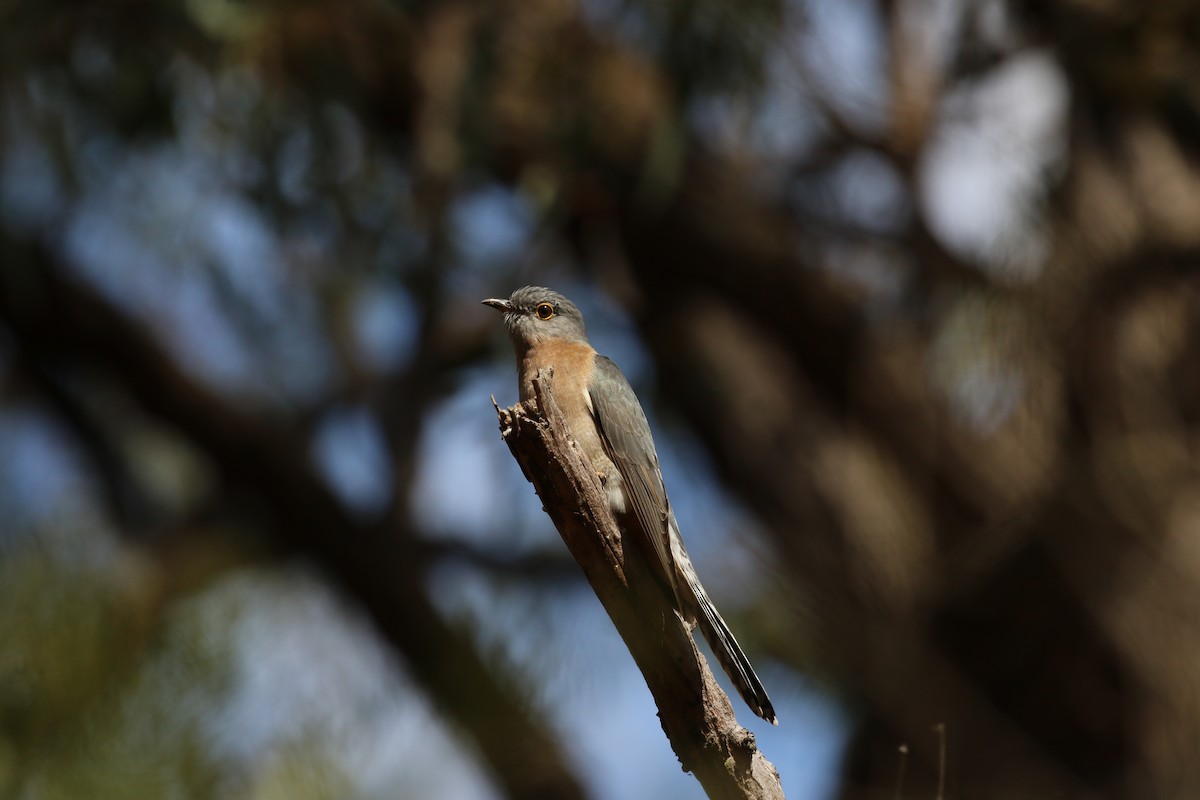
xmin=483 ymin=286 xmax=777 ymax=725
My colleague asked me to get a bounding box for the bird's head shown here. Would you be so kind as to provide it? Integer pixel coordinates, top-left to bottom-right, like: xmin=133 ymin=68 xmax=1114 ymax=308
xmin=482 ymin=286 xmax=588 ymax=349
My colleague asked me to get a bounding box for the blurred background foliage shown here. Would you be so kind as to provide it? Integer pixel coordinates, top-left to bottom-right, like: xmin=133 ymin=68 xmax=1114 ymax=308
xmin=3 ymin=0 xmax=1200 ymax=798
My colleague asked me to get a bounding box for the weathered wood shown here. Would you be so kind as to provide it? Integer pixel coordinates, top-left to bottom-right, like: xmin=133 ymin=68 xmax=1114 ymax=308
xmin=496 ymin=369 xmax=784 ymax=800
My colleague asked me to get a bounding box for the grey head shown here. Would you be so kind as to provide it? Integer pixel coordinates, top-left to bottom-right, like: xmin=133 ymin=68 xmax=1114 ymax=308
xmin=482 ymin=286 xmax=589 ymax=349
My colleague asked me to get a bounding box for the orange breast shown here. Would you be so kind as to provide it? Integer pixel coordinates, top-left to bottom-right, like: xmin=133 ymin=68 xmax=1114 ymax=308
xmin=520 ymin=340 xmax=611 ymax=472
xmin=519 ymin=340 xmax=597 ymax=409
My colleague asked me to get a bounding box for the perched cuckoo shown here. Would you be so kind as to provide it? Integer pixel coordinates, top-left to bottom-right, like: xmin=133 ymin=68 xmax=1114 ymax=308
xmin=484 ymin=286 xmax=777 ymax=725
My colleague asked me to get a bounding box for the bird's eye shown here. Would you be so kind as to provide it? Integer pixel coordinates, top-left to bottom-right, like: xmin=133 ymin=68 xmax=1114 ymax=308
xmin=535 ymin=303 xmax=556 ymax=320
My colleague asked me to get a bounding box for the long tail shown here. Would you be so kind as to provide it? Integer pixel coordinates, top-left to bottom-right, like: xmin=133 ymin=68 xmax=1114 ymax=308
xmin=689 ymin=575 xmax=778 ymax=725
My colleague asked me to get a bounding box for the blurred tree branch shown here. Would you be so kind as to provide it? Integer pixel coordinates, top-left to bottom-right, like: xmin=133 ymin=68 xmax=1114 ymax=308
xmin=0 ymin=242 xmax=587 ymax=800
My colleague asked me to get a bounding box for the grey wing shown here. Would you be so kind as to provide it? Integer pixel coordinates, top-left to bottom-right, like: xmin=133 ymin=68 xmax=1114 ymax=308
xmin=587 ymin=356 xmax=676 ymax=587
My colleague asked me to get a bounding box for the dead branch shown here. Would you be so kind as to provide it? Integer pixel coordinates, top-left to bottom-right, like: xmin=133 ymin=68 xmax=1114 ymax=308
xmin=495 ymin=369 xmax=784 ymax=800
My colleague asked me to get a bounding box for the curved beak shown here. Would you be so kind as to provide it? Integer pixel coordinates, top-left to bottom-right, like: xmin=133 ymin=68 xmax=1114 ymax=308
xmin=481 ymin=298 xmax=513 ymax=312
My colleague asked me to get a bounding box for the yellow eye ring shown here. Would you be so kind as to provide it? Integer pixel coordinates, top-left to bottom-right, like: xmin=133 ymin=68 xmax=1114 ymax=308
xmin=535 ymin=303 xmax=555 ymax=320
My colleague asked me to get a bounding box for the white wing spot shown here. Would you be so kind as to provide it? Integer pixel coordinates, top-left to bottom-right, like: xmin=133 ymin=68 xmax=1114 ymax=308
xmin=605 ymin=473 xmax=627 ymax=513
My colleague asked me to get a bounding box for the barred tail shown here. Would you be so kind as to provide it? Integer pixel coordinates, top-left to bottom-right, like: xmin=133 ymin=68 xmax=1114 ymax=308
xmin=691 ymin=579 xmax=778 ymax=725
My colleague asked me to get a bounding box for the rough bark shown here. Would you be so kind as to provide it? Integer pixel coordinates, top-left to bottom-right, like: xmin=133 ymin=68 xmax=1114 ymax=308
xmin=495 ymin=369 xmax=784 ymax=800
